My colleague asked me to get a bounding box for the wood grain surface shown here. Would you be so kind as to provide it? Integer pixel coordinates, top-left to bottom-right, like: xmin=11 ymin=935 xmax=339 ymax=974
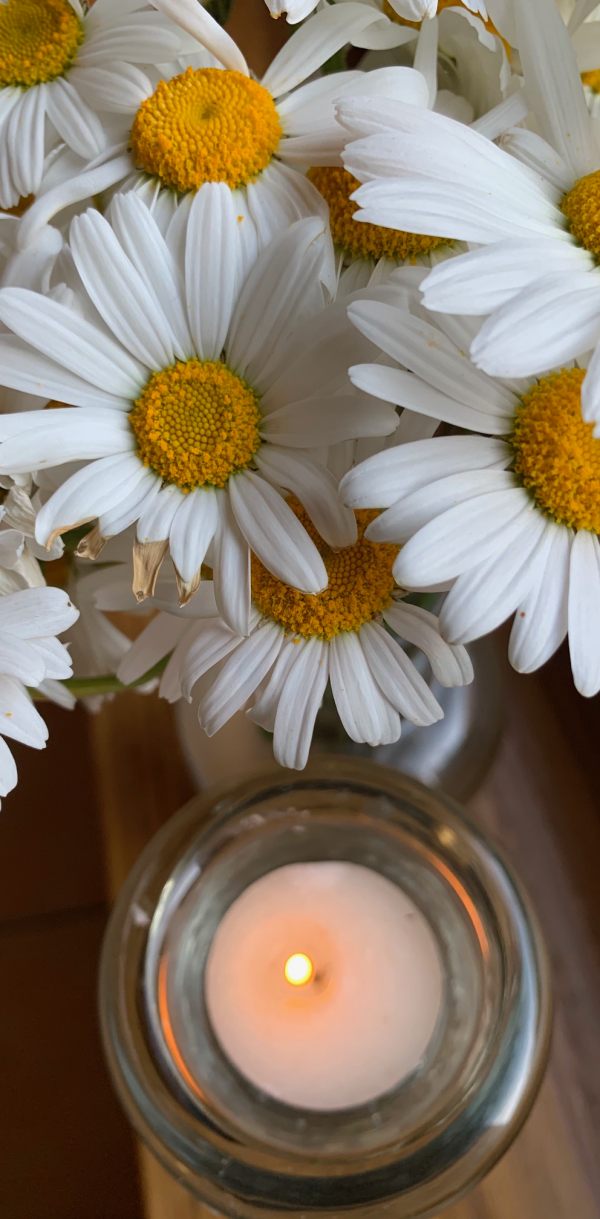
xmin=90 ymin=3 xmax=600 ymax=1216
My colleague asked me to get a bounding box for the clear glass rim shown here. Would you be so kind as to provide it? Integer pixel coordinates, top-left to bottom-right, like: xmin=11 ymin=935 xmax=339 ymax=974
xmin=99 ymin=757 xmax=552 ymax=1219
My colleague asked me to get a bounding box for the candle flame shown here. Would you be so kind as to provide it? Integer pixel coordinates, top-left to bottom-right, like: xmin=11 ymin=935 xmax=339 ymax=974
xmin=284 ymin=952 xmax=314 ymax=987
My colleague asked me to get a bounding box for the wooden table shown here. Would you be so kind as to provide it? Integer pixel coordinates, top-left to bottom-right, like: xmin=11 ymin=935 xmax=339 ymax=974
xmin=90 ymin=5 xmax=600 ymax=1215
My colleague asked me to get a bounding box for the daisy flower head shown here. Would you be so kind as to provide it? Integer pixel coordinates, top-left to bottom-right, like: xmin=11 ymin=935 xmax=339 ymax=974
xmin=0 ymin=194 xmax=399 ymax=636
xmin=341 ymin=285 xmax=600 ymax=697
xmin=303 ymin=63 xmax=465 ymax=287
xmin=114 ymin=490 xmax=473 ymax=771
xmin=18 ymin=0 xmax=402 ymax=251
xmin=342 ymin=0 xmax=600 ymax=402
xmin=0 ymin=0 xmax=196 ymax=211
xmin=326 ymin=24 xmax=521 ymax=285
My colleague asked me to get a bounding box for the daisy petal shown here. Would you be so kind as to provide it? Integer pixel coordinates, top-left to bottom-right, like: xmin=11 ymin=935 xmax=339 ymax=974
xmin=255 ymin=447 xmax=357 ymax=548
xmin=28 ymin=636 xmax=73 ymax=681
xmin=0 ymin=636 xmax=46 ymax=686
xmin=0 ymin=334 xmax=129 ymax=409
xmin=70 ymin=209 xmax=178 ymax=369
xmin=0 ymin=734 xmax=17 ymax=797
xmin=348 ymin=300 xmax=525 ymax=418
xmin=568 ymin=530 xmax=600 ymax=697
xmin=67 ymin=63 xmax=153 ymax=112
xmin=178 ymin=619 xmax=241 ymax=701
xmin=329 ymin=631 xmax=400 ymax=745
xmin=99 ymin=470 xmax=160 ymax=536
xmin=260 ymin=393 xmax=397 ymax=445
xmin=248 ymin=639 xmax=298 ymax=733
xmin=273 ymin=637 xmax=328 ymax=770
xmin=422 ymin=240 xmax=591 ymax=317
xmin=440 ymin=510 xmax=548 ymax=644
xmin=263 ymin=3 xmax=382 ymax=97
xmin=18 ymin=154 xmax=133 ymax=248
xmin=158 ymin=619 xmax=200 ymax=703
xmin=367 ymin=469 xmax=517 ymax=543
xmin=341 ymin=436 xmax=511 ymax=508
xmin=35 ymin=454 xmax=147 ymax=546
xmin=110 ymin=194 xmax=192 ymax=361
xmin=227 ymin=217 xmax=329 ymax=389
xmin=136 ymin=484 xmax=183 ymax=543
xmin=359 ymin=621 xmax=444 ymax=724
xmin=0 ymin=409 xmax=133 ymax=472
xmin=0 ymin=677 xmax=47 ymax=748
xmin=150 ymin=0 xmax=248 ymax=73
xmin=8 ymin=85 xmax=46 ymax=199
xmin=117 ymin=611 xmax=185 ymax=686
xmin=0 ymin=287 xmax=146 ymax=397
xmin=229 ymin=471 xmax=327 ymax=593
xmin=212 ymin=491 xmax=251 ymax=636
xmin=185 ymin=185 xmax=240 ymax=361
xmin=170 ymin=488 xmax=219 ymax=583
xmin=199 ymin=623 xmax=283 ymax=737
xmin=472 ymin=274 xmax=600 ymax=376
xmin=0 ymin=586 xmax=78 ymax=636
xmin=383 ymin=602 xmax=474 ymax=686
xmin=509 ymin=523 xmax=570 ymax=673
xmin=77 ymin=14 xmax=193 ymax=65
xmin=515 ymin=0 xmax=597 ymax=178
xmin=45 ymin=78 xmax=106 ymax=159
xmin=350 ymin=365 xmax=510 ymax=434
xmin=395 ymin=487 xmax=533 ymax=587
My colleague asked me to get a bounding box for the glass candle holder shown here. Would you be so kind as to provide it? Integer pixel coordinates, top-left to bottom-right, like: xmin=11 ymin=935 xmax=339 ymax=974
xmin=99 ymin=758 xmax=551 ymax=1219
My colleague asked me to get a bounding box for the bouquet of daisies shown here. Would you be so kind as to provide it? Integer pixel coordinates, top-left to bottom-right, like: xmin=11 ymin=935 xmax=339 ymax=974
xmin=0 ymin=0 xmax=597 ymax=802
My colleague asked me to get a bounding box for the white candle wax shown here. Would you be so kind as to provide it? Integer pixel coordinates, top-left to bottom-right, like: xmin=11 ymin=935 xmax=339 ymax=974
xmin=205 ymin=861 xmax=443 ymax=1111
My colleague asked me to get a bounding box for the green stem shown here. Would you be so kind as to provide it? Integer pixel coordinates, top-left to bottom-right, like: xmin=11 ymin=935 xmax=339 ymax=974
xmin=31 ymin=658 xmax=169 ymax=702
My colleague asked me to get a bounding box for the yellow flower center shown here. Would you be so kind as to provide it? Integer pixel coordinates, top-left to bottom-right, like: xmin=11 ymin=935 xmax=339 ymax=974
xmin=581 ymin=70 xmax=600 ymax=95
xmin=561 ymin=170 xmax=600 ymax=259
xmin=251 ymin=501 xmax=398 ymax=640
xmin=382 ymin=0 xmax=502 ymax=37
xmin=129 ymin=359 xmax=261 ymax=492
xmin=129 ymin=66 xmax=283 ymax=195
xmin=307 ymin=166 xmax=449 ymax=263
xmin=0 ymin=0 xmax=83 ymax=88
xmin=512 ymin=368 xmax=600 ymax=533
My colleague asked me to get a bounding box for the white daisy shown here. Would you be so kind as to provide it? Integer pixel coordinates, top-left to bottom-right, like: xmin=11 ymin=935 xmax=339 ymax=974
xmin=114 ymin=494 xmax=472 ymax=771
xmin=0 ymin=0 xmax=193 ymax=210
xmin=18 ymin=0 xmax=413 ymax=250
xmin=0 ymin=582 xmax=78 ymax=799
xmin=296 ymin=63 xmax=464 ymax=290
xmin=0 ymin=195 xmax=398 ymax=634
xmin=341 ymin=0 xmax=600 ymax=404
xmin=341 ymin=286 xmax=600 ymax=696
xmin=325 ymin=15 xmax=521 ymax=289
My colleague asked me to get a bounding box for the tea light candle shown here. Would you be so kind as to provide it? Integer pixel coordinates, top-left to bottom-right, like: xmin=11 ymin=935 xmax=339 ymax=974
xmin=205 ymin=861 xmax=443 ymax=1111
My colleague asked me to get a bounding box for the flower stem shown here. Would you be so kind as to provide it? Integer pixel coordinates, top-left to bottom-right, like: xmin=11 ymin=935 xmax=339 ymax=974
xmin=30 ymin=658 xmax=168 ymax=702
